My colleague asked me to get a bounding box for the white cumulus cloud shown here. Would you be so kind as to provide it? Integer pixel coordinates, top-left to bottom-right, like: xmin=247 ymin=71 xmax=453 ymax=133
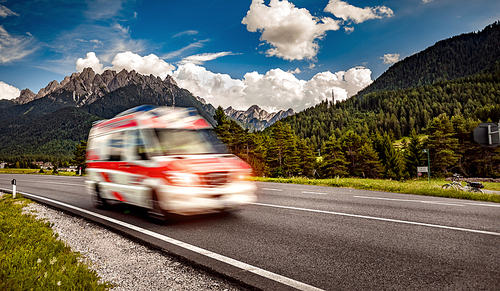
xmin=76 ymin=51 xmax=373 ymax=112
xmin=324 ymin=0 xmax=394 ymax=24
xmin=108 ymin=51 xmax=175 ymax=79
xmin=242 ymin=0 xmax=340 ymax=61
xmin=173 ymin=63 xmax=247 ymax=109
xmin=0 ymin=81 xmax=20 ymax=100
xmin=303 ymin=67 xmax=372 ymax=107
xmin=381 ymin=53 xmax=400 ymax=64
xmin=76 ymin=52 xmax=104 ymax=73
xmin=173 ymin=63 xmax=372 ymax=112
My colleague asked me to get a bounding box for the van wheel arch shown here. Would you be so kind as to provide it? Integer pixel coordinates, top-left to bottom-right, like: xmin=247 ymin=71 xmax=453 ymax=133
xmin=146 ymin=189 xmax=172 ymax=224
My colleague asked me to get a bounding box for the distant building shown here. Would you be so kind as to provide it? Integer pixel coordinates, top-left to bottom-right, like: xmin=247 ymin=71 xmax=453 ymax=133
xmin=59 ymin=165 xmax=78 ymax=172
xmin=32 ymin=161 xmax=53 ymax=169
xmin=32 ymin=161 xmax=44 ymax=168
xmin=0 ymin=162 xmax=6 ymax=169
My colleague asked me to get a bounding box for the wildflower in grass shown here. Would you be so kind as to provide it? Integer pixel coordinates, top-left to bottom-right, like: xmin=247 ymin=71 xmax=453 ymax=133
xmin=57 ymin=281 xmax=61 ymax=286
xmin=37 ymin=258 xmax=42 ymax=264
xmin=50 ymin=257 xmax=57 ymax=265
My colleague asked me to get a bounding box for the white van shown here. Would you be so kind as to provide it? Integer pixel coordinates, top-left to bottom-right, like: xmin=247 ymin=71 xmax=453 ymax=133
xmin=85 ymin=105 xmax=257 ymax=222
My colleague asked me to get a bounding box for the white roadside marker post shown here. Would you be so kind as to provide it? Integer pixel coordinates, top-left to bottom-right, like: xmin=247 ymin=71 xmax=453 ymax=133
xmin=12 ymin=179 xmax=16 ymax=198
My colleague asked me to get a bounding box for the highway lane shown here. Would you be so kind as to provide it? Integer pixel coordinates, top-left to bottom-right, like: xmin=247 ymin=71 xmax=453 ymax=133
xmin=1 ymin=174 xmax=499 ymax=290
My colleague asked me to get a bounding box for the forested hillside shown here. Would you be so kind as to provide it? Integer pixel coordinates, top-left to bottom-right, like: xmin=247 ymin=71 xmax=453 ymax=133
xmin=357 ymin=21 xmax=500 ymax=97
xmin=214 ymin=105 xmax=500 ymax=179
xmin=282 ymin=65 xmax=500 ymax=151
xmin=0 ymin=107 xmax=100 ymax=162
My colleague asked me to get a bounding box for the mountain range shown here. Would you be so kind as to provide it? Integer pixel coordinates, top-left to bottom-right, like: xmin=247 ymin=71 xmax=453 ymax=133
xmin=0 ymin=66 xmax=293 ymax=160
xmin=223 ymin=105 xmax=294 ymax=131
xmin=1 ymin=21 xmax=500 ymax=162
xmin=194 ymin=97 xmax=294 ymax=131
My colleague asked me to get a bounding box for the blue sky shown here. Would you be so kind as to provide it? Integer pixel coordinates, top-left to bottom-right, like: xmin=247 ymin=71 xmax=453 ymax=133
xmin=0 ymin=0 xmax=499 ymax=112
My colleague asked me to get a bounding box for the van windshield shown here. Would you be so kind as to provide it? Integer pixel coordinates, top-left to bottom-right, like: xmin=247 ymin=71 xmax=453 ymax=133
xmin=154 ymin=129 xmax=229 ymax=155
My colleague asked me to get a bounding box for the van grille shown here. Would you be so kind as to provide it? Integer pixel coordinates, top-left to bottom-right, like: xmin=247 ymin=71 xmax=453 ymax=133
xmin=203 ymin=172 xmax=228 ymax=187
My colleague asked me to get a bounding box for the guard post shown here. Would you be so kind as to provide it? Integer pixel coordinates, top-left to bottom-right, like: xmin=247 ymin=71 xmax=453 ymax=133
xmin=11 ymin=179 xmax=16 ymax=198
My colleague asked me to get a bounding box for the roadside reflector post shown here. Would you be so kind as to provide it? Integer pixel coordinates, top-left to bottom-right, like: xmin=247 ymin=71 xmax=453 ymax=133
xmin=11 ymin=179 xmax=16 ymax=198
xmin=421 ymin=149 xmax=431 ymax=183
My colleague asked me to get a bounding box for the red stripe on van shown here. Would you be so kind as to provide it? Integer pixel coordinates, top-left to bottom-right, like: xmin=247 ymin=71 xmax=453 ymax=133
xmin=112 ymin=191 xmax=126 ymax=202
xmin=101 ymin=172 xmax=112 ymax=183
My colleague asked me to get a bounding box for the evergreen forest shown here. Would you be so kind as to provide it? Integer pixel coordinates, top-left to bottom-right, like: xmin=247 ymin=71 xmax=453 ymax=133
xmin=214 ymin=64 xmax=500 ymax=179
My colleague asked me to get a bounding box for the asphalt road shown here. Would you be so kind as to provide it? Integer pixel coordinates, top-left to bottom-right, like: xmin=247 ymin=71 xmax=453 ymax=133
xmin=1 ymin=174 xmax=499 ymax=290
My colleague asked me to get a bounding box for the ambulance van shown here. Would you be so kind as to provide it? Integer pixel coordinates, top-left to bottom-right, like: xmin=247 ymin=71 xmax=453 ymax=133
xmin=85 ymin=105 xmax=257 ymax=221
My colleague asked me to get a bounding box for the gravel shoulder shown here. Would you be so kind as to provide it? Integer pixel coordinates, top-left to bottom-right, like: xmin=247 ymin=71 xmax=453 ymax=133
xmin=22 ymin=202 xmax=248 ymax=291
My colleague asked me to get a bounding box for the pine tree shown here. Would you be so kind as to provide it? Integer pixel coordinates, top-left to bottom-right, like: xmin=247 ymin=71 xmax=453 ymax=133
xmin=358 ymin=142 xmax=383 ymax=178
xmin=404 ymin=129 xmax=425 ymax=177
xmin=71 ymin=140 xmax=87 ymax=175
xmin=384 ymin=146 xmax=406 ymax=180
xmin=339 ymin=130 xmax=364 ymax=176
xmin=297 ymin=139 xmax=316 ymax=177
xmin=424 ymin=113 xmax=460 ymax=176
xmin=322 ymin=135 xmax=349 ymax=177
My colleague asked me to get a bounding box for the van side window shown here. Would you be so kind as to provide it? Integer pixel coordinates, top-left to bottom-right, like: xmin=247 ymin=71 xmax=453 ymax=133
xmin=130 ymin=130 xmax=148 ymax=160
xmin=108 ymin=132 xmax=125 ymax=161
xmin=88 ymin=134 xmax=109 ymax=161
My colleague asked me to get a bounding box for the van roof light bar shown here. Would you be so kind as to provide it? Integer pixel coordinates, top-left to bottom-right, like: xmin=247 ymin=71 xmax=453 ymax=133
xmin=114 ymin=105 xmax=158 ymax=117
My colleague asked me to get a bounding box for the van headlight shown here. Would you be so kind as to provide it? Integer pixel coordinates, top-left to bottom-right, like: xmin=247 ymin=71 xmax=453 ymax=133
xmin=164 ymin=172 xmax=200 ymax=187
xmin=232 ymin=170 xmax=253 ymax=182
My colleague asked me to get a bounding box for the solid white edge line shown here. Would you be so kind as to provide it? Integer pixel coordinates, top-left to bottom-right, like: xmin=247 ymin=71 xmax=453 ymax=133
xmin=7 ymin=190 xmax=324 ymax=291
xmin=251 ymin=202 xmax=500 ymax=237
xmin=262 ymin=188 xmax=283 ymax=191
xmin=464 ymin=202 xmax=500 ymax=208
xmin=302 ymin=191 xmax=327 ymax=195
xmin=353 ymin=195 xmax=466 ymax=206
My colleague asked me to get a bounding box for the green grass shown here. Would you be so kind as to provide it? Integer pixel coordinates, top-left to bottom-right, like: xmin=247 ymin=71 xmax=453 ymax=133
xmin=0 ymin=193 xmax=113 ymax=290
xmin=0 ymin=168 xmax=80 ymax=176
xmin=255 ymin=177 xmax=500 ymax=203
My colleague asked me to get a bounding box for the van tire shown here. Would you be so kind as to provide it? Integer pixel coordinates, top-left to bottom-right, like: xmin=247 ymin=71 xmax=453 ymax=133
xmin=147 ymin=190 xmax=171 ymax=224
xmin=92 ymin=184 xmax=108 ymax=209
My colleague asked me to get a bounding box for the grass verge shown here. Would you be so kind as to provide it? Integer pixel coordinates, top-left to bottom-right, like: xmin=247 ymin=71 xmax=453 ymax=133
xmin=0 ymin=193 xmax=113 ymax=290
xmin=255 ymin=177 xmax=500 ymax=203
xmin=0 ymin=168 xmax=79 ymax=176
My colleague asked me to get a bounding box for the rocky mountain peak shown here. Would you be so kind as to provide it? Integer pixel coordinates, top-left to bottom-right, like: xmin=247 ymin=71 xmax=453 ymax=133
xmin=165 ymin=75 xmax=177 ymax=86
xmin=12 ymin=67 xmax=179 ymax=106
xmin=224 ymin=105 xmax=295 ymax=131
xmin=15 ymin=88 xmax=36 ymax=104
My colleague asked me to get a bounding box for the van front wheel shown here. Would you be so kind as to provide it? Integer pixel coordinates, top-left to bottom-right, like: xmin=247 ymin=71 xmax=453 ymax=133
xmin=147 ymin=190 xmax=171 ymax=224
xmin=92 ymin=184 xmax=108 ymax=209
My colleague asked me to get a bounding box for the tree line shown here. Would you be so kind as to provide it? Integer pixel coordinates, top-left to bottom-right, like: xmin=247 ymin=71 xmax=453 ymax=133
xmin=214 ymin=105 xmax=500 ymax=179
xmin=283 ymin=65 xmax=500 ymax=153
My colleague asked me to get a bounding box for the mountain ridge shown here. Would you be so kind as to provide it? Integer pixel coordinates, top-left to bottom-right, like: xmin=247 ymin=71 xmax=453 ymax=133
xmin=356 ymin=21 xmax=500 ymax=98
xmin=14 ymin=67 xmax=179 ymax=106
